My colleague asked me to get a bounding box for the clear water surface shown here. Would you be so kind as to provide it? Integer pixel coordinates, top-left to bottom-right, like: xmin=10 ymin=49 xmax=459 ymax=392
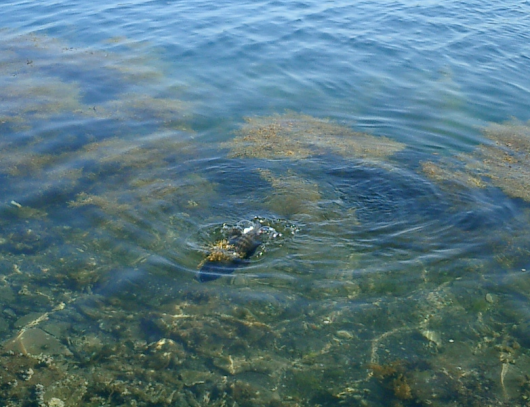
xmin=1 ymin=0 xmax=530 ymax=405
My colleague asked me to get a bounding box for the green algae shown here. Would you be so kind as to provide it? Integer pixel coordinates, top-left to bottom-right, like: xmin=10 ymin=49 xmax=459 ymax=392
xmin=224 ymin=112 xmax=406 ymax=161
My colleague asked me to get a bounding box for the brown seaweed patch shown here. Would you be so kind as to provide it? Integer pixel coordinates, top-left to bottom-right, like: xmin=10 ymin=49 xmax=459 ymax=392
xmin=224 ymin=112 xmax=405 ymax=161
xmin=70 ymin=169 xmax=216 ymax=216
xmin=5 ymin=78 xmax=83 ymax=116
xmin=0 ymin=32 xmax=193 ymax=132
xmin=3 ymin=151 xmax=61 ymax=177
xmin=421 ymin=159 xmax=487 ymax=190
xmin=421 ymin=120 xmax=530 ymax=202
xmin=467 ymin=130 xmax=530 ymax=201
xmin=0 ymin=143 xmax=85 ymax=200
xmin=2 ymin=78 xmax=84 ymax=131
xmin=68 ymin=192 xmax=132 ymax=214
xmin=0 ymin=32 xmax=196 ymax=211
xmin=483 ymin=121 xmax=530 ymax=152
xmin=0 ymin=141 xmax=82 ymax=181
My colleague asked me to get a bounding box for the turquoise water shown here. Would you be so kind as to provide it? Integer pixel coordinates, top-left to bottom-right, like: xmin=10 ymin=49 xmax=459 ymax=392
xmin=1 ymin=1 xmax=530 ymax=406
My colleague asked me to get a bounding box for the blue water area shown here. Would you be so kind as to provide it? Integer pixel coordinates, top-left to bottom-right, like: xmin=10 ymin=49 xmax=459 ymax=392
xmin=1 ymin=1 xmax=530 ymax=406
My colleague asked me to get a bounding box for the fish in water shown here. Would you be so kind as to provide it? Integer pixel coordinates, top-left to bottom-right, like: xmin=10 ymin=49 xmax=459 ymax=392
xmin=197 ymin=223 xmax=262 ymax=282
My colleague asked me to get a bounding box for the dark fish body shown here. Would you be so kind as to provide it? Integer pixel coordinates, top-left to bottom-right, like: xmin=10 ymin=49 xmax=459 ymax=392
xmin=198 ymin=224 xmax=262 ymax=282
xmin=228 ymin=229 xmax=261 ymax=258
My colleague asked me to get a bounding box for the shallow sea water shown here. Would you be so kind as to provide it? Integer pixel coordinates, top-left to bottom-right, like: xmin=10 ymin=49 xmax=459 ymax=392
xmin=1 ymin=1 xmax=530 ymax=406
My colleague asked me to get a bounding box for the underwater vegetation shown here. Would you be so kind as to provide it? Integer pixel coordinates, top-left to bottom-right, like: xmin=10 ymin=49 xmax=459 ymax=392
xmin=0 ymin=31 xmax=209 ymax=274
xmin=470 ymin=120 xmax=530 ymax=202
xmin=0 ymin=33 xmax=192 ymax=132
xmin=3 ymin=29 xmax=530 ymax=407
xmin=3 ymin=249 xmax=530 ymax=407
xmin=421 ymin=119 xmax=530 ymax=202
xmin=223 ymin=111 xmax=406 ymax=161
xmin=0 ymin=31 xmax=196 ymax=214
xmin=3 ymin=78 xmax=84 ymax=128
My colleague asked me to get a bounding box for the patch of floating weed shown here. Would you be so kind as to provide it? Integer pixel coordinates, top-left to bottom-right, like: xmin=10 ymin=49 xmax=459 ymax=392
xmin=67 ymin=191 xmax=161 ymax=251
xmin=4 ymin=78 xmax=84 ymax=119
xmin=105 ymin=54 xmax=165 ymax=82
xmin=68 ymin=192 xmax=132 ymax=214
xmin=224 ymin=112 xmax=405 ymax=161
xmin=128 ymin=177 xmax=163 ymax=189
xmin=0 ymin=143 xmax=85 ymax=201
xmin=421 ymin=158 xmax=487 ymax=190
xmin=4 ymin=152 xmax=61 ymax=177
xmin=0 ymin=32 xmax=195 ymax=214
xmin=0 ymin=31 xmax=192 ymax=133
xmin=466 ymin=121 xmax=530 ymax=201
xmin=0 ymin=138 xmax=78 ymax=180
xmin=67 ymin=171 xmax=217 ymax=254
xmin=483 ymin=121 xmax=530 ymax=152
xmin=0 ymin=114 xmax=25 ymax=127
xmin=421 ymin=119 xmax=530 ymax=202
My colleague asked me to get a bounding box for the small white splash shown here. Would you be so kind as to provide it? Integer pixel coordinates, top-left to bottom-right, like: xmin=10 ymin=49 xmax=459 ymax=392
xmin=243 ymin=226 xmax=255 ymax=234
xmin=257 ymin=225 xmax=280 ymax=238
